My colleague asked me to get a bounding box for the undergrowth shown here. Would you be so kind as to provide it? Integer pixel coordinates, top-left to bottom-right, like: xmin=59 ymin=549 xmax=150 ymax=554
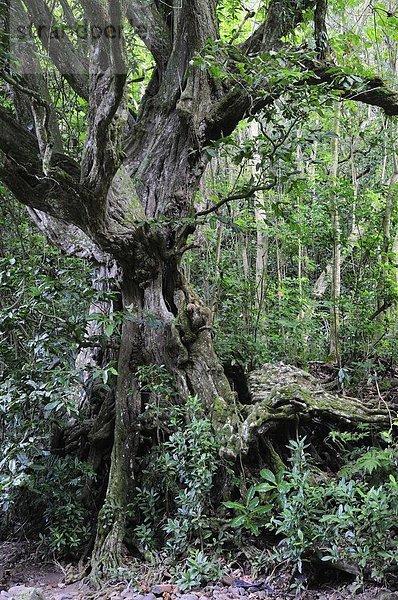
xmin=128 ymin=376 xmax=226 ymax=589
xmin=225 ymin=433 xmax=398 ymax=590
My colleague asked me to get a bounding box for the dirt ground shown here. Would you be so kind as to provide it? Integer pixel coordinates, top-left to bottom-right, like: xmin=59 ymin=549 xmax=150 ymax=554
xmin=0 ymin=543 xmax=396 ymax=600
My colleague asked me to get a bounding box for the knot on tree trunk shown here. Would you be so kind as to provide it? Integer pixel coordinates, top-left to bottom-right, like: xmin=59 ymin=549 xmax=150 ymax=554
xmin=186 ymin=301 xmax=212 ymax=333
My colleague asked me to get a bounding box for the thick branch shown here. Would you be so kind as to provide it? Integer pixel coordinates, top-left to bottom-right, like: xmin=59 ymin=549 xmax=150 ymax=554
xmin=154 ymin=0 xmax=219 ymax=107
xmin=0 ymin=106 xmax=86 ymax=227
xmin=80 ymin=0 xmax=128 ymax=199
xmin=126 ymin=1 xmax=171 ymax=69
xmin=310 ymin=64 xmax=398 ymax=115
xmin=22 ymin=0 xmax=89 ymax=99
xmin=314 ymin=0 xmax=329 ymax=60
xmin=242 ymin=0 xmax=315 ymax=55
xmin=207 ymin=60 xmax=398 ymax=142
xmin=0 ymin=106 xmax=146 ymax=262
xmin=27 ymin=209 xmax=109 ymax=263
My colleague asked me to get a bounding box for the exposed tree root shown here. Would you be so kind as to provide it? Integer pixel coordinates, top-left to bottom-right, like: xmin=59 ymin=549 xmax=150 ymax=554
xmin=216 ymin=363 xmax=393 ymax=457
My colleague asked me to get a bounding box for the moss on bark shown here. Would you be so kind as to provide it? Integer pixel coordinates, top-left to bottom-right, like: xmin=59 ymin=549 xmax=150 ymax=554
xmin=219 ymin=362 xmax=393 ymax=457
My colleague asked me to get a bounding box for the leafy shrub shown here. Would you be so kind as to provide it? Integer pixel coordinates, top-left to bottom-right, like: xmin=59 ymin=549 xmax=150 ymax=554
xmin=37 ymin=456 xmax=95 ymax=556
xmin=225 ymin=436 xmax=398 ymax=584
xmin=174 ymin=549 xmax=223 ymax=591
xmin=131 ymin=394 xmax=220 ymax=559
xmin=0 ymin=447 xmax=94 ymax=556
xmin=0 ymin=200 xmax=99 ymax=556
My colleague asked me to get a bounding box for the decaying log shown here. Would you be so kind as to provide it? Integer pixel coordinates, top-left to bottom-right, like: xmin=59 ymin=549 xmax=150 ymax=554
xmin=217 ymin=363 xmax=394 ymax=457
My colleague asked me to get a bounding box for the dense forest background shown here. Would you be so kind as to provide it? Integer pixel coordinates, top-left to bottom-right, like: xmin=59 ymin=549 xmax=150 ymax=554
xmin=0 ymin=0 xmax=397 ymax=596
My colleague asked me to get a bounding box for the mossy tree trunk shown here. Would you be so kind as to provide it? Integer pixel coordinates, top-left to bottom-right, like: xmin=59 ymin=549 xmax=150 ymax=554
xmin=217 ymin=363 xmax=394 ymax=461
xmin=89 ymin=278 xmax=141 ymax=581
xmin=89 ymin=256 xmax=232 ymax=579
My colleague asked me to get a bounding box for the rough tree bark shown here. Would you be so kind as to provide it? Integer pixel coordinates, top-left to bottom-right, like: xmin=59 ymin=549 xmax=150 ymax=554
xmin=1 ymin=0 xmax=398 ymax=580
xmin=2 ymin=22 xmax=120 ymax=493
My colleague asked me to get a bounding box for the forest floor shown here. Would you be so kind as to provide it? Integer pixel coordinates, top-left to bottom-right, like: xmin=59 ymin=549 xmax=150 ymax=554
xmin=0 ymin=543 xmax=396 ymax=600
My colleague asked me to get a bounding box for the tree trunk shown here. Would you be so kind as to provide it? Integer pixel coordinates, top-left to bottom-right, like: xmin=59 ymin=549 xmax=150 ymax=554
xmin=255 ymin=205 xmax=269 ymax=311
xmin=329 ymin=102 xmax=342 ymax=363
xmin=229 ymin=362 xmax=392 ymax=459
xmin=89 ymin=277 xmax=142 ymax=582
xmin=90 ymin=236 xmax=233 ymax=580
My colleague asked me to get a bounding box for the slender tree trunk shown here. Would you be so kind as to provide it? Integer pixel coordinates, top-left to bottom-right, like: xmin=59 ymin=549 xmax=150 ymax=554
xmin=329 ymin=102 xmax=342 ymax=363
xmin=296 ymin=134 xmax=306 ymax=322
xmin=248 ymin=121 xmax=269 ymax=313
xmin=255 ymin=205 xmax=269 ymax=311
xmin=240 ymin=232 xmax=250 ymax=283
xmin=313 ymin=131 xmax=362 ymax=299
xmin=374 ymin=120 xmax=398 ymax=325
xmin=381 ymin=125 xmax=398 ymax=261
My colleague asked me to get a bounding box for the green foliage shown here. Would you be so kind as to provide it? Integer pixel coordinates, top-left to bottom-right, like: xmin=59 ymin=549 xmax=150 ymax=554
xmin=225 ymin=436 xmax=398 ymax=585
xmin=319 ymin=474 xmax=398 ymax=581
xmin=223 ymin=469 xmax=276 ymax=536
xmin=339 ymin=446 xmax=398 ymax=480
xmin=130 ymin=395 xmax=221 ymax=561
xmin=0 ymin=196 xmax=100 ymax=555
xmin=37 ymin=456 xmax=94 ymax=556
xmin=188 ymin=94 xmax=398 ymax=373
xmin=174 ymin=549 xmax=223 ymax=591
xmin=136 ymin=363 xmax=176 ymax=400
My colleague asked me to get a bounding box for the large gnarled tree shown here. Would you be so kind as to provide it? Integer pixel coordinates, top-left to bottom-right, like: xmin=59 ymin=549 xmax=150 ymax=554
xmin=1 ymin=0 xmax=398 ymax=578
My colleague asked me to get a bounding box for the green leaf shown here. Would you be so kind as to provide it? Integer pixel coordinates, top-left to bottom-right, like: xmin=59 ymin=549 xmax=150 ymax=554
xmin=223 ymin=501 xmax=246 ymax=510
xmin=230 ymin=515 xmax=247 ymax=528
xmin=253 ymin=504 xmax=273 ymax=514
xmin=260 ymin=469 xmax=276 ymax=483
xmin=248 ymin=496 xmax=260 ymax=510
xmin=247 ymin=485 xmax=256 ymax=502
xmin=255 ymin=483 xmax=276 ymax=493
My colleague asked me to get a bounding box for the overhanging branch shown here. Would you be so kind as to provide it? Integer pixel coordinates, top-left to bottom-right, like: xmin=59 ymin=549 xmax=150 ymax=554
xmin=0 ymin=106 xmax=85 ymax=227
xmin=310 ymin=64 xmax=398 ymax=115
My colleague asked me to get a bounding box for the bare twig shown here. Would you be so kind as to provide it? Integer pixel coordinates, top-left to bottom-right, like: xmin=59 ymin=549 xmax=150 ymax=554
xmin=196 ymin=180 xmax=276 ymax=217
